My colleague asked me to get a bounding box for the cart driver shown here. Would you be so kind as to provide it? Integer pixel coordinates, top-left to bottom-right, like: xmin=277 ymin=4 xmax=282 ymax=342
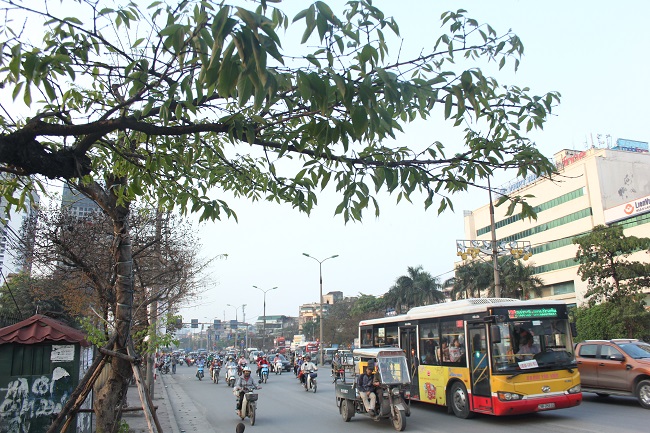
xmin=357 ymin=363 xmax=380 ymax=416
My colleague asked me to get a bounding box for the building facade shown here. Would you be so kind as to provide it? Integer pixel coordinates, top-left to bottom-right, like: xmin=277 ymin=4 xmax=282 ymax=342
xmin=61 ymin=183 xmax=101 ymax=218
xmin=298 ymin=291 xmax=344 ymax=330
xmin=0 ymin=188 xmax=39 ymax=278
xmin=463 ymin=141 xmax=650 ymax=307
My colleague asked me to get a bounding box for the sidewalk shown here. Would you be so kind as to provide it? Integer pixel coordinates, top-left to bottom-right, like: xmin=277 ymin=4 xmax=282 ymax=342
xmin=123 ymin=371 xmax=216 ymax=433
xmin=123 ymin=373 xmax=180 ymax=433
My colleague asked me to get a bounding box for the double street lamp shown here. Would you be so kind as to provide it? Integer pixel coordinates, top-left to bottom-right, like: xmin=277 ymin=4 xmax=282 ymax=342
xmin=303 ymin=253 xmax=338 ymax=365
xmin=253 ymin=285 xmax=278 ymax=350
xmin=227 ymin=303 xmax=247 ymax=350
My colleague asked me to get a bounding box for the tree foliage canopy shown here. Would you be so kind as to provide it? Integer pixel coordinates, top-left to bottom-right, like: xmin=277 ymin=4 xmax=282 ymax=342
xmin=444 ymin=257 xmax=542 ymax=300
xmin=0 ymin=0 xmax=559 ymax=221
xmin=384 ymin=265 xmax=444 ymax=313
xmin=574 ymin=224 xmax=650 ymax=305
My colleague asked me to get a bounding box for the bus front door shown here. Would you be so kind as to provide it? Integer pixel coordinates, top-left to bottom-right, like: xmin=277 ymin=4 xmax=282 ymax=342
xmin=468 ymin=324 xmax=492 ymax=413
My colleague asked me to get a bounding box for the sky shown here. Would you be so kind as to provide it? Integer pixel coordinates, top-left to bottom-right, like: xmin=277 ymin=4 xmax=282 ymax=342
xmin=178 ymin=0 xmax=650 ymax=326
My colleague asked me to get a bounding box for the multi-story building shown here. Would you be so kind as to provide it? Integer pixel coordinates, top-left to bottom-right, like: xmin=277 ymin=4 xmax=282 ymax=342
xmin=254 ymin=315 xmax=296 ymax=337
xmin=298 ymin=291 xmax=344 ymax=330
xmin=0 ymin=187 xmax=39 ymax=278
xmin=462 ymin=140 xmax=650 ymax=307
xmin=61 ymin=184 xmax=101 ymax=217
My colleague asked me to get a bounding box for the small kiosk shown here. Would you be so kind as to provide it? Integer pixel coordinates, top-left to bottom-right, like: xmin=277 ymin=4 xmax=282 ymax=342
xmin=0 ymin=314 xmax=92 ymax=433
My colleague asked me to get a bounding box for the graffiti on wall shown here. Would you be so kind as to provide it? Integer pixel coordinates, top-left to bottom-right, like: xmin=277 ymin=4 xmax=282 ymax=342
xmin=0 ymin=367 xmax=72 ymax=433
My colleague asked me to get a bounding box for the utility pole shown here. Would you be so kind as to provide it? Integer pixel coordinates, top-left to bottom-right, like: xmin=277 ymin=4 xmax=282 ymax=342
xmin=242 ymin=304 xmax=246 ymax=350
xmin=488 ymin=177 xmax=501 ymax=297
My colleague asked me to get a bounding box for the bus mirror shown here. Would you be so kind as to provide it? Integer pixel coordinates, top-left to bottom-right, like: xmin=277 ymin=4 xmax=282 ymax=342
xmin=490 ymin=325 xmax=501 ymax=344
xmin=570 ymin=322 xmax=577 ymax=338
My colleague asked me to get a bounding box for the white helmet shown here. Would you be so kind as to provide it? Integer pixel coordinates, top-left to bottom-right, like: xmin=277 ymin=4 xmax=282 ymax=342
xmin=242 ymin=366 xmax=251 ymax=373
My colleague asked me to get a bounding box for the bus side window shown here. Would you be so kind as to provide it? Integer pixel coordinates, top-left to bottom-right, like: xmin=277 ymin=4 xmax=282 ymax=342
xmin=418 ymin=323 xmax=439 ymax=365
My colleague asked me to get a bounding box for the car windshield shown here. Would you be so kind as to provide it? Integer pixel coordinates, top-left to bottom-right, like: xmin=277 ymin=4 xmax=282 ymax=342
xmin=491 ymin=318 xmax=576 ymax=374
xmin=377 ymin=356 xmax=410 ymax=385
xmin=619 ymin=343 xmax=650 ymax=358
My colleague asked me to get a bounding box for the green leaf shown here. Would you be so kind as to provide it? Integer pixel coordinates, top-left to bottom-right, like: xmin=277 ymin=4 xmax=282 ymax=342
xmin=444 ymin=93 xmax=453 ymax=119
xmin=350 ymin=106 xmax=368 ymax=138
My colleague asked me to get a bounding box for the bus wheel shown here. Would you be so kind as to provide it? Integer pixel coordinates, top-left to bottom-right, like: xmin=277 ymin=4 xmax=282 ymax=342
xmin=450 ymin=382 xmax=474 ymax=419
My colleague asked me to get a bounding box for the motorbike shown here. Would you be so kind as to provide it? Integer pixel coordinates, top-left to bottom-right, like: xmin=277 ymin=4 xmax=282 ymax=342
xmin=335 ymin=347 xmax=411 ymax=431
xmin=160 ymin=361 xmax=170 ymax=375
xmin=259 ymin=364 xmax=269 ymax=384
xmin=196 ymin=363 xmax=205 ymax=381
xmin=304 ymin=370 xmax=317 ymax=393
xmin=211 ymin=364 xmax=221 ymax=384
xmin=227 ymin=365 xmax=238 ymax=387
xmin=236 ymin=385 xmax=260 ymax=426
xmin=274 ymin=359 xmax=283 ymax=375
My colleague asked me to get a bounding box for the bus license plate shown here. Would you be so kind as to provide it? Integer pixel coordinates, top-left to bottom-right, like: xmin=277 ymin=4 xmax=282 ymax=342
xmin=538 ymin=403 xmax=555 ymax=410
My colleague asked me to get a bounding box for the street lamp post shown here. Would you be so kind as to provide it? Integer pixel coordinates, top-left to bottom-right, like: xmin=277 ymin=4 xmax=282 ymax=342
xmin=227 ymin=303 xmax=247 ymax=351
xmin=253 ymin=286 xmax=278 ymax=351
xmin=303 ymin=253 xmax=338 ymax=365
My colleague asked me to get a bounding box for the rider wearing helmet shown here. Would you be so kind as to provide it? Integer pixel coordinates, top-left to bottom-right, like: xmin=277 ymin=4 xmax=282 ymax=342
xmin=257 ymin=354 xmax=270 ymax=380
xmin=300 ymin=355 xmax=317 ymax=386
xmin=234 ymin=366 xmax=259 ymax=415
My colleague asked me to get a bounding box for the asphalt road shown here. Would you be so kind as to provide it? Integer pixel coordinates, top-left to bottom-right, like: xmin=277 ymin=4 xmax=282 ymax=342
xmin=168 ymin=364 xmax=648 ymax=433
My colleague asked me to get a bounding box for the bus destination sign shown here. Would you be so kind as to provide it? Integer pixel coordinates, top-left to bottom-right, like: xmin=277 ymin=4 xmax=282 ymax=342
xmin=508 ymin=308 xmax=558 ymax=319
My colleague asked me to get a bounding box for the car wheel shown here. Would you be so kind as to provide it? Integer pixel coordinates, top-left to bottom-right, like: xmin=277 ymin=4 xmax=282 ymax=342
xmin=636 ymin=380 xmax=650 ymax=409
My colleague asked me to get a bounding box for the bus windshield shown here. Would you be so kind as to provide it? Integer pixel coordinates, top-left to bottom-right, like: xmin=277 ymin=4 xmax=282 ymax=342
xmin=491 ymin=318 xmax=576 ymax=374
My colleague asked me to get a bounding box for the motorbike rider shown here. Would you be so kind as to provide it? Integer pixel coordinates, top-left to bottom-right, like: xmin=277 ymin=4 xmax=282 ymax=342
xmin=234 ymin=366 xmax=259 ymax=416
xmin=196 ymin=357 xmax=206 ymax=379
xmin=273 ymin=353 xmax=282 ymax=372
xmin=357 ymin=364 xmax=380 ymax=416
xmin=300 ymin=355 xmax=318 ymax=387
xmin=294 ymin=355 xmax=304 ymax=376
xmin=257 ymin=355 xmax=270 ymax=380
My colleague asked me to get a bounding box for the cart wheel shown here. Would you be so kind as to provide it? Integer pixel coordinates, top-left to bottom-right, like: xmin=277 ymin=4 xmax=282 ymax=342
xmin=340 ymin=399 xmax=353 ymax=422
xmin=392 ymin=408 xmax=406 ymax=431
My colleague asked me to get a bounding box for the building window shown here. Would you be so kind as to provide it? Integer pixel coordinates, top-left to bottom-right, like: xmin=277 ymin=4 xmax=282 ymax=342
xmin=477 ymin=188 xmax=585 ymax=236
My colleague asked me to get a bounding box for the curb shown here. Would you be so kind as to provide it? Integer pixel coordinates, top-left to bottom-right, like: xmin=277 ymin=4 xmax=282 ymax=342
xmin=158 ymin=374 xmax=181 ymax=433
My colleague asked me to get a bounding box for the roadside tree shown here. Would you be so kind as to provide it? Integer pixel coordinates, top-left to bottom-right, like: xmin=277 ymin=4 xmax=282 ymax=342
xmin=574 ymin=225 xmax=650 ymax=305
xmin=443 ymin=260 xmax=492 ymax=300
xmin=384 ymin=265 xmax=444 ymax=313
xmin=573 ymin=224 xmax=650 ymax=340
xmin=0 ymin=1 xmax=560 ymax=431
xmin=497 ymin=259 xmax=543 ymax=299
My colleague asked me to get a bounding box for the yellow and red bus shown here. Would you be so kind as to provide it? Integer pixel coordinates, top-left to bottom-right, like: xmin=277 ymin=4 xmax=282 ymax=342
xmin=359 ymin=298 xmax=581 ymax=418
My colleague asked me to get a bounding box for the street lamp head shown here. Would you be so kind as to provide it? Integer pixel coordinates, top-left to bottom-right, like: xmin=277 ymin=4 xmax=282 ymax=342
xmin=302 ymin=253 xmax=311 ymax=258
xmin=329 ymin=254 xmax=339 ymax=259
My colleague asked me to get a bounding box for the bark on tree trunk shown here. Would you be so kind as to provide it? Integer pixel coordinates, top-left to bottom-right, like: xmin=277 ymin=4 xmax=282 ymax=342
xmin=93 ymin=195 xmax=134 ymax=433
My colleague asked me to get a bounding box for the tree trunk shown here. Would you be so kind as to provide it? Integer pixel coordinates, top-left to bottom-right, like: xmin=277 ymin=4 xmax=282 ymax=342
xmin=92 ymin=187 xmax=134 ymax=433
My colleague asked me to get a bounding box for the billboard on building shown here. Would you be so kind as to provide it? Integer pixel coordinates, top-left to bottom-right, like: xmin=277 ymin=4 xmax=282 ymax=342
xmin=598 ymin=156 xmax=650 ymax=215
xmin=604 ymin=193 xmax=650 ymax=223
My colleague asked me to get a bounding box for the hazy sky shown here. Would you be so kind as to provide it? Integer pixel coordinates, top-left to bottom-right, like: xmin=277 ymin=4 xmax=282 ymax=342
xmin=171 ymin=0 xmax=650 ymax=325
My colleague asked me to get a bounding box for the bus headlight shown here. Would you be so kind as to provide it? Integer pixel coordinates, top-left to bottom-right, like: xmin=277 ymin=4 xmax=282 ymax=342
xmin=567 ymin=385 xmax=581 ymax=394
xmin=497 ymin=392 xmax=523 ymax=401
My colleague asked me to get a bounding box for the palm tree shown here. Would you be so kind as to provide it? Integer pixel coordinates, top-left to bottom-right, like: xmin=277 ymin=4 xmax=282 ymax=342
xmin=497 ymin=259 xmax=544 ymax=300
xmin=385 ymin=266 xmax=444 ymax=313
xmin=444 ymin=261 xmax=492 ymax=300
